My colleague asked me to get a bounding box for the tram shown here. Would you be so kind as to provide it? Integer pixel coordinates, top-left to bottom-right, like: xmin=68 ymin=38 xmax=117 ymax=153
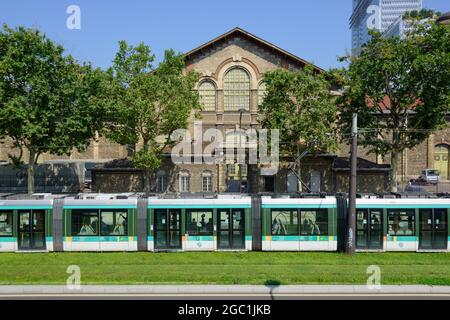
xmin=0 ymin=193 xmax=448 ymax=252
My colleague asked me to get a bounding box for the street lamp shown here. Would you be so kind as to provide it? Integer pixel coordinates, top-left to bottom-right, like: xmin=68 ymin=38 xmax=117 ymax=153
xmin=238 ymin=108 xmax=246 ymax=193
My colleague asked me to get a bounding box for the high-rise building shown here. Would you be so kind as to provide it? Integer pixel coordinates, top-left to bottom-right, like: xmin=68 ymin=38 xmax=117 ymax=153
xmin=350 ymin=0 xmax=422 ymax=55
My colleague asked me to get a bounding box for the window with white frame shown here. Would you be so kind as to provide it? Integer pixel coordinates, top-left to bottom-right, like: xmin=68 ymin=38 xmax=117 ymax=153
xmin=224 ymin=67 xmax=250 ymax=111
xmin=198 ymin=81 xmax=216 ymax=111
xmin=156 ymin=171 xmax=167 ymax=193
xmin=179 ymin=171 xmax=190 ymax=193
xmin=202 ymin=171 xmax=213 ymax=192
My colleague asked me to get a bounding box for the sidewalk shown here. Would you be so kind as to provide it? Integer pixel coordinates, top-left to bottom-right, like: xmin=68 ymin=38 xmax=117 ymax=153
xmin=1 ymin=285 xmax=450 ymax=297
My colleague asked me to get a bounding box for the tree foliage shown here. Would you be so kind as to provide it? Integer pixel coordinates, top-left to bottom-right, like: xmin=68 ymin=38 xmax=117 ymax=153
xmin=259 ymin=66 xmax=338 ymax=192
xmin=0 ymin=24 xmax=108 ymax=193
xmin=106 ymin=41 xmax=201 ymax=193
xmin=403 ymin=9 xmax=441 ymax=20
xmin=338 ymin=21 xmax=450 ymax=191
xmin=259 ymin=66 xmax=339 ymax=156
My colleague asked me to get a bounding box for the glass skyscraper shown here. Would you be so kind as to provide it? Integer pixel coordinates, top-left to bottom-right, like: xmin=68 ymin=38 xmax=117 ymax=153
xmin=350 ymin=0 xmax=423 ymax=55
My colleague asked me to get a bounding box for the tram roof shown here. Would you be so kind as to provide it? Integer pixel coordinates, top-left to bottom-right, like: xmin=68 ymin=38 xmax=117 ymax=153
xmin=0 ymin=199 xmax=53 ymax=209
xmin=147 ymin=196 xmax=252 ymax=208
xmin=356 ymin=198 xmax=450 ymax=208
xmin=63 ymin=198 xmax=138 ymax=208
xmin=261 ymin=196 xmax=337 ymax=208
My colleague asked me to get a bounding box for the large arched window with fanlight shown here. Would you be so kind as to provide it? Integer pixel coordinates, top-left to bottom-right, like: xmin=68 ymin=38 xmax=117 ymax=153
xmin=224 ymin=67 xmax=250 ymax=111
xmin=198 ymin=81 xmax=216 ymax=111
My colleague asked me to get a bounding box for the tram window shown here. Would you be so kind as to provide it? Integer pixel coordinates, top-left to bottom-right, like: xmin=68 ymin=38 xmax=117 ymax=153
xmin=300 ymin=209 xmax=328 ymax=236
xmin=271 ymin=210 xmax=298 ymax=235
xmin=71 ymin=210 xmax=99 ymax=236
xmin=0 ymin=211 xmax=13 ymax=236
xmin=100 ymin=210 xmax=128 ymax=236
xmin=388 ymin=210 xmax=415 ymax=236
xmin=186 ymin=210 xmax=213 ymax=235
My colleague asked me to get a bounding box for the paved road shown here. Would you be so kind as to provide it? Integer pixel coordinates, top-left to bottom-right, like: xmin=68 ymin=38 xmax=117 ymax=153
xmin=1 ymin=285 xmax=450 ymax=300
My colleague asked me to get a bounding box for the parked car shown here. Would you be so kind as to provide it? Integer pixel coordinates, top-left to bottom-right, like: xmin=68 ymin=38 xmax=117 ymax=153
xmin=418 ymin=169 xmax=440 ymax=185
xmin=405 ymin=180 xmax=426 ymax=192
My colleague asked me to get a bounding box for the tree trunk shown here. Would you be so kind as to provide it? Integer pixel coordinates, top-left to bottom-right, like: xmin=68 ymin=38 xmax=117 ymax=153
xmin=127 ymin=144 xmax=136 ymax=158
xmin=390 ymin=150 xmax=399 ymax=192
xmin=142 ymin=140 xmax=150 ymax=196
xmin=27 ymin=148 xmax=35 ymax=194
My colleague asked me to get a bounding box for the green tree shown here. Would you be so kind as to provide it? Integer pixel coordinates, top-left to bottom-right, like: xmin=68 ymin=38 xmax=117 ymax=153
xmin=259 ymin=66 xmax=339 ymax=191
xmin=338 ymin=22 xmax=450 ymax=191
xmin=106 ymin=41 xmax=200 ymax=193
xmin=403 ymin=9 xmax=441 ymax=20
xmin=0 ymin=25 xmax=108 ymax=193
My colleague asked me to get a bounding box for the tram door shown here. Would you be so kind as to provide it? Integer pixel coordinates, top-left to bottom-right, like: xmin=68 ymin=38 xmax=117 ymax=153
xmin=154 ymin=209 xmax=182 ymax=249
xmin=356 ymin=209 xmax=383 ymax=249
xmin=18 ymin=210 xmax=46 ymax=250
xmin=419 ymin=209 xmax=448 ymax=250
xmin=217 ymin=209 xmax=245 ymax=249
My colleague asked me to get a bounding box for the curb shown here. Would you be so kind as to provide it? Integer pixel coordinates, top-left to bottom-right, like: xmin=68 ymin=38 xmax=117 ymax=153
xmin=1 ymin=285 xmax=450 ymax=295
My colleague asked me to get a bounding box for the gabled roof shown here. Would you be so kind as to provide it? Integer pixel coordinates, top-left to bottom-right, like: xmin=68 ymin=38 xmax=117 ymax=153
xmin=366 ymin=96 xmax=422 ymax=112
xmin=184 ymin=27 xmax=325 ymax=73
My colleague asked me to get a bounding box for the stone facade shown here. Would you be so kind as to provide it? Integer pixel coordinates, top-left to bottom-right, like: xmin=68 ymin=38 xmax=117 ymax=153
xmin=91 ymin=155 xmax=390 ymax=194
xmin=1 ymin=27 xmax=448 ymax=193
xmin=337 ymin=124 xmax=450 ymax=184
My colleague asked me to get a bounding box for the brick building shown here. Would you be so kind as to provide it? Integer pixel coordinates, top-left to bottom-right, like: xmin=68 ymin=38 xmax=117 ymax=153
xmin=1 ymin=27 xmax=449 ymax=193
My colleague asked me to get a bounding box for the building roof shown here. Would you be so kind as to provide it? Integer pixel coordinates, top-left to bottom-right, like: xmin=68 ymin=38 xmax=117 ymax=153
xmin=365 ymin=95 xmax=422 ymax=112
xmin=184 ymin=27 xmax=325 ymax=73
xmin=437 ymin=12 xmax=450 ymax=25
xmin=332 ymin=157 xmax=391 ymax=172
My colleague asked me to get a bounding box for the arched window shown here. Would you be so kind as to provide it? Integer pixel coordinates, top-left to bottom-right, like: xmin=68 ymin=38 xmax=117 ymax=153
xmin=258 ymin=82 xmax=267 ymax=106
xmin=179 ymin=170 xmax=190 ymax=193
xmin=156 ymin=170 xmax=167 ymax=193
xmin=202 ymin=170 xmax=213 ymax=192
xmin=224 ymin=67 xmax=250 ymax=111
xmin=198 ymin=81 xmax=216 ymax=111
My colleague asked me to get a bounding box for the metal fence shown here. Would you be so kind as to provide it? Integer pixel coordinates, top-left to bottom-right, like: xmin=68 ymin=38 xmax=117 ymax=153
xmin=0 ymin=163 xmax=85 ymax=193
xmin=401 ymin=180 xmax=450 ymax=195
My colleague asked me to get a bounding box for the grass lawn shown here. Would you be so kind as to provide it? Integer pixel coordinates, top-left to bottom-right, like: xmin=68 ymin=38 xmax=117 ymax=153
xmin=0 ymin=252 xmax=450 ymax=285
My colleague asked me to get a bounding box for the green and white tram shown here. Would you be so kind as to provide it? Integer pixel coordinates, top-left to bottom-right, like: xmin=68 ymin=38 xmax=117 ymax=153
xmin=356 ymin=198 xmax=449 ymax=252
xmin=62 ymin=197 xmax=138 ymax=251
xmin=0 ymin=199 xmax=53 ymax=252
xmin=261 ymin=196 xmax=338 ymax=251
xmin=0 ymin=193 xmax=449 ymax=253
xmin=147 ymin=196 xmax=252 ymax=251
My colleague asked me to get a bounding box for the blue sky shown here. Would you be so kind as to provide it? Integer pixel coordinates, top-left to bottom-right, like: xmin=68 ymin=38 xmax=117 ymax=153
xmin=0 ymin=0 xmax=448 ymax=70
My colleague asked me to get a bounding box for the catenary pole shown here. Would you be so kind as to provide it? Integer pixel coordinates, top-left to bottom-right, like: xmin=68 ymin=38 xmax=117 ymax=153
xmin=347 ymin=113 xmax=358 ymax=255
